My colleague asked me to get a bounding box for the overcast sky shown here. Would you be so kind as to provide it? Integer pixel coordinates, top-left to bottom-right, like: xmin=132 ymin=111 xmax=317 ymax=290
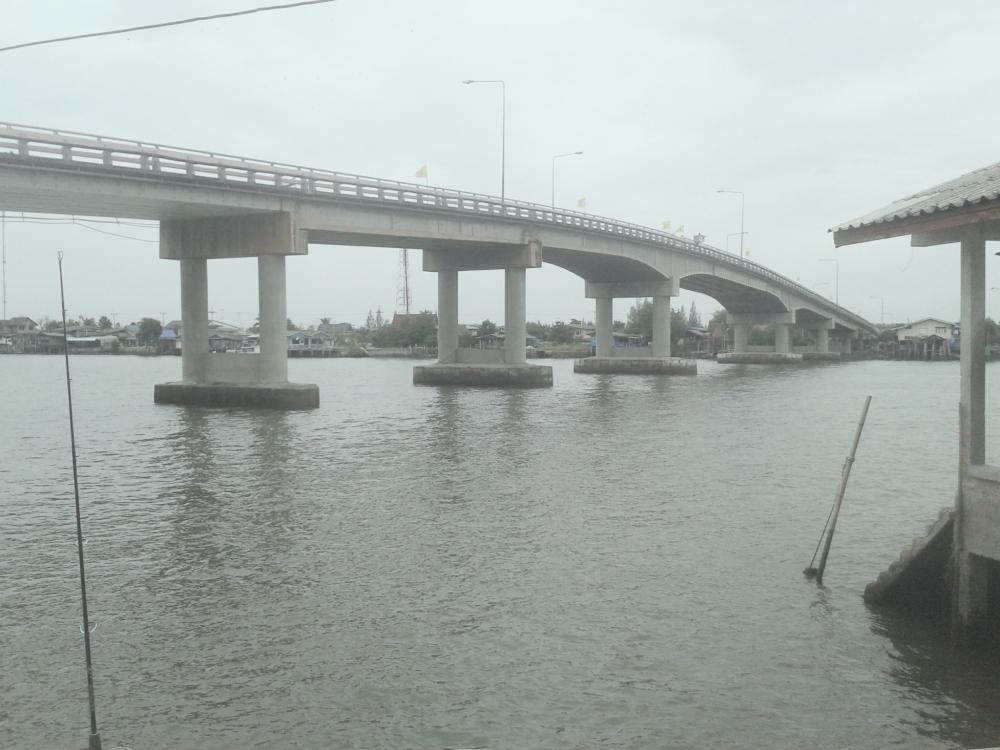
xmin=3 ymin=0 xmax=999 ymax=329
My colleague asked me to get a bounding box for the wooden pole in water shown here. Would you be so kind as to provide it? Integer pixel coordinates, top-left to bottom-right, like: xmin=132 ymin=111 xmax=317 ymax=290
xmin=815 ymin=395 xmax=872 ymax=585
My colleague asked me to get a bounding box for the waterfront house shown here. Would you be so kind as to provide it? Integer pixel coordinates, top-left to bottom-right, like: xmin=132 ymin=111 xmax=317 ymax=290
xmin=833 ymin=158 xmax=1000 ymax=643
xmin=158 ymin=327 xmax=179 ymax=353
xmin=287 ymin=329 xmax=336 ymax=353
xmin=892 ymin=318 xmax=959 ymax=359
xmin=0 ymin=317 xmax=39 ymax=336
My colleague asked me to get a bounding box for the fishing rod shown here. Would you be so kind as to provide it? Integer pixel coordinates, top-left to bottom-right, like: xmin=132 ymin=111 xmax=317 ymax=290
xmin=58 ymin=251 xmax=104 ymax=750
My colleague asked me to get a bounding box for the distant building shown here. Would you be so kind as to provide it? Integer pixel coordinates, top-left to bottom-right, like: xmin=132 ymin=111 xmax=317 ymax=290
xmin=893 ymin=318 xmax=958 ymax=342
xmin=287 ymin=329 xmax=336 ymax=352
xmin=318 ymin=321 xmax=353 ymax=336
xmin=0 ymin=317 xmax=39 ymax=336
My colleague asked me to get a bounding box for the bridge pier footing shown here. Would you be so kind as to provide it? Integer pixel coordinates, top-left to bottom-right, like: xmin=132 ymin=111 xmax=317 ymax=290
xmin=413 ymin=363 xmax=552 ymax=387
xmin=574 ymin=356 xmax=696 ymax=375
xmin=718 ymin=352 xmax=804 ymax=364
xmin=156 ymin=220 xmax=319 ymax=409
xmin=154 ymin=381 xmax=320 ymax=409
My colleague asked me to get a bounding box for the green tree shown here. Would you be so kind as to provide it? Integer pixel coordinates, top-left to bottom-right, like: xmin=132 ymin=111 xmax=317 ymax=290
xmin=749 ymin=322 xmax=775 ymax=345
xmin=526 ymin=321 xmax=550 ymax=339
xmin=625 ymin=300 xmax=652 ymax=341
xmin=671 ymin=307 xmax=687 ymax=336
xmin=479 ymin=319 xmax=498 ymax=336
xmin=549 ymin=321 xmax=576 ymax=344
xmin=98 ymin=315 xmax=113 ymax=330
xmin=985 ymin=317 xmax=998 ymax=345
xmin=687 ymin=300 xmax=701 ymax=328
xmin=138 ymin=317 xmax=162 ymax=346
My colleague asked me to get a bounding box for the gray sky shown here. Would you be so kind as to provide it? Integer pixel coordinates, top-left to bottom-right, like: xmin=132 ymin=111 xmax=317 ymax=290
xmin=3 ymin=0 xmax=999 ymax=329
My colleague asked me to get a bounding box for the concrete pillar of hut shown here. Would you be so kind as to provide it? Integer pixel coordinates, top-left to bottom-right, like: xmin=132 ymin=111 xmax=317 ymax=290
xmin=733 ymin=323 xmax=749 ymax=353
xmin=595 ymin=296 xmax=613 ymax=357
xmin=959 ymin=231 xmax=986 ymax=466
xmin=504 ymin=267 xmax=527 ymax=365
xmin=180 ymin=257 xmax=209 ymax=383
xmin=437 ymin=270 xmax=459 ymax=364
xmin=651 ymin=295 xmax=671 ymax=357
xmin=774 ymin=323 xmax=791 ymax=354
xmin=258 ymin=254 xmax=289 ymax=383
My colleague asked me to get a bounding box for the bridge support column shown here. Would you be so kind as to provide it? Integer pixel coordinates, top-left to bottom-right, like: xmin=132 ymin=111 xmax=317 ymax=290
xmin=652 ymin=295 xmax=671 ymax=358
xmin=719 ymin=312 xmax=802 ymax=364
xmin=436 ymin=270 xmax=459 ymax=364
xmin=574 ymin=279 xmax=695 ymax=375
xmin=155 ymin=212 xmax=318 ymax=409
xmin=733 ymin=323 xmax=749 ymax=354
xmin=595 ymin=296 xmax=613 ymax=357
xmin=843 ymin=337 xmax=853 ymax=355
xmin=815 ymin=328 xmax=829 ymax=353
xmin=774 ymin=323 xmax=790 ymax=354
xmin=179 ymin=257 xmax=209 ymax=383
xmin=258 ymin=254 xmax=288 ymax=383
xmin=414 ymin=244 xmax=551 ymax=386
xmin=505 ymin=267 xmax=527 ymax=365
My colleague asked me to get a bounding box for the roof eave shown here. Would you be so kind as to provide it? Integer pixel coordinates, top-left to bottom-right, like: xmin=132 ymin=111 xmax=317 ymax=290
xmin=833 ymin=199 xmax=1000 ymax=247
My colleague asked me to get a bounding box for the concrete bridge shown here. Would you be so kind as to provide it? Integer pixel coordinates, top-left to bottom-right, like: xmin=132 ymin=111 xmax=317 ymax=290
xmin=0 ymin=123 xmax=876 ymax=407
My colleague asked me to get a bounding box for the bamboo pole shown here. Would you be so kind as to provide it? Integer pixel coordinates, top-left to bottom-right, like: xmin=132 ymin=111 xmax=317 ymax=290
xmin=813 ymin=395 xmax=872 ymax=585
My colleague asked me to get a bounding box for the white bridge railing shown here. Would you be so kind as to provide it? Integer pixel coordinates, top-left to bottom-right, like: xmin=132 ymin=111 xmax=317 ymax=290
xmin=0 ymin=122 xmax=873 ymax=332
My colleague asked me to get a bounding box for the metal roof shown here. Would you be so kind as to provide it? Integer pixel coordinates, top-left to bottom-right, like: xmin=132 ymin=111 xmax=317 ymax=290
xmin=832 ymin=159 xmax=1000 ymax=233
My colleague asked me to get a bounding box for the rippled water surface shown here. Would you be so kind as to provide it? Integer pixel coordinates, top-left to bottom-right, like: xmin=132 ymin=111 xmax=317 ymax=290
xmin=3 ymin=355 xmax=1000 ymax=749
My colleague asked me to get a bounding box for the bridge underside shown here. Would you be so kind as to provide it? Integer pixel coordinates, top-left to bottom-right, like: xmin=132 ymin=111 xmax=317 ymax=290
xmin=681 ymin=273 xmax=787 ymax=314
xmin=541 ymin=247 xmax=666 ymax=283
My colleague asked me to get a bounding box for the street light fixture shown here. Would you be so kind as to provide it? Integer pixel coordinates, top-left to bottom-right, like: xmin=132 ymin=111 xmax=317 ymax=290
xmin=551 ymin=150 xmax=583 ymax=207
xmin=716 ymin=189 xmax=745 ymax=258
xmin=820 ymin=257 xmax=839 ymax=306
xmin=462 ymin=79 xmax=506 ymax=202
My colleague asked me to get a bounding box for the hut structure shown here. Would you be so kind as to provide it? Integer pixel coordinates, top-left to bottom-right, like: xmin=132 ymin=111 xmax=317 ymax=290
xmin=833 ymin=160 xmax=1000 ymax=643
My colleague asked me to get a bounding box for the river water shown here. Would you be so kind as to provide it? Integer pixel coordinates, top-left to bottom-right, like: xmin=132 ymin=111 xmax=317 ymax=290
xmin=2 ymin=355 xmax=1000 ymax=749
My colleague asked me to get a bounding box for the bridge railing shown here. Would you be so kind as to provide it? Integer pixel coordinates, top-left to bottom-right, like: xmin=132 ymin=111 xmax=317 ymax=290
xmin=0 ymin=122 xmax=872 ymax=332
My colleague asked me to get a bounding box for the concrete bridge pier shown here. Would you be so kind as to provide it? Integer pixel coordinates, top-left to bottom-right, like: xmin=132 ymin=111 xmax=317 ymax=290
xmin=773 ymin=322 xmax=791 ymax=354
xmin=595 ymin=295 xmax=613 ymax=357
xmin=719 ymin=312 xmax=803 ymax=364
xmin=574 ymin=279 xmax=696 ymax=375
xmin=154 ymin=213 xmax=319 ymax=409
xmin=436 ymin=270 xmax=459 ymax=363
xmin=413 ymin=243 xmax=552 ymax=387
xmin=733 ymin=322 xmax=749 ymax=354
xmin=815 ymin=327 xmax=829 ymax=353
xmin=799 ymin=320 xmax=842 ymax=361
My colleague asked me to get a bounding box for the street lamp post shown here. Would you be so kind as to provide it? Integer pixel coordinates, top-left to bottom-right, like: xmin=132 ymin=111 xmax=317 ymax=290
xmin=462 ymin=79 xmax=506 ymax=202
xmin=726 ymin=231 xmax=748 ymax=254
xmin=820 ymin=257 xmax=840 ymax=306
xmin=717 ymin=189 xmax=745 ymax=258
xmin=551 ymin=151 xmax=583 ymax=207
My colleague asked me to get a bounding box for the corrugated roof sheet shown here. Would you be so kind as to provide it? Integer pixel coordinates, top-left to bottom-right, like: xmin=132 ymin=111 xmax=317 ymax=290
xmin=832 ymin=159 xmax=1000 ymax=233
